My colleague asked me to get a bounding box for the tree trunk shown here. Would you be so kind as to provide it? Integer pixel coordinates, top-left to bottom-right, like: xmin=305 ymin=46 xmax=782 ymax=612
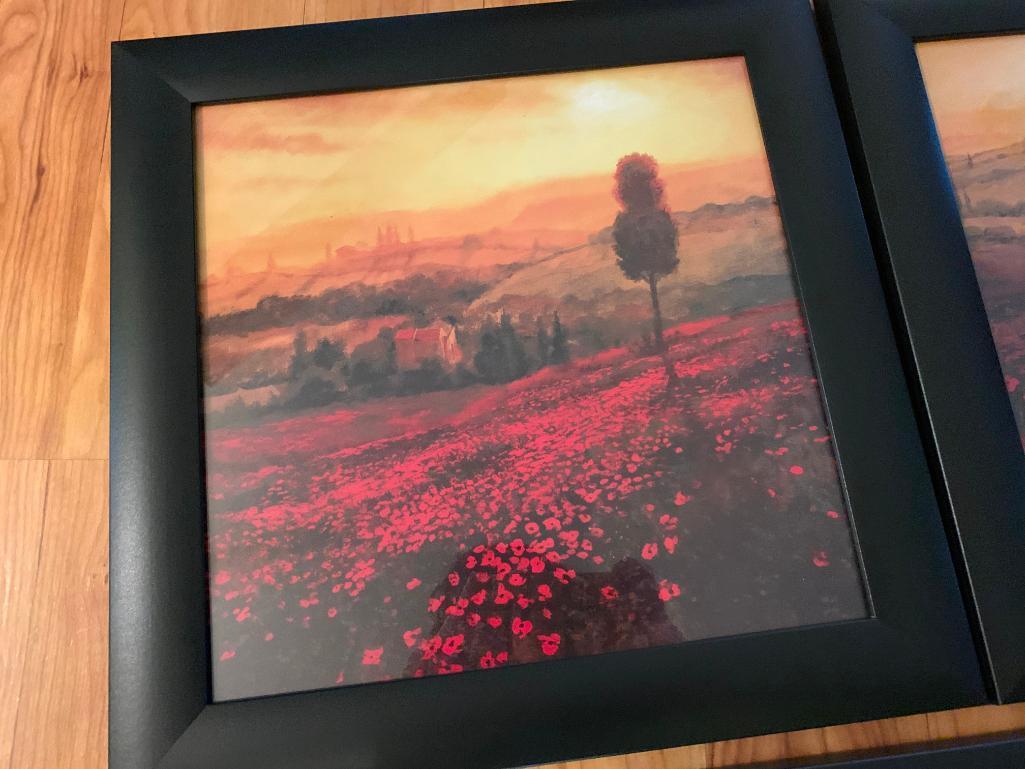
xmin=648 ymin=275 xmax=678 ymax=387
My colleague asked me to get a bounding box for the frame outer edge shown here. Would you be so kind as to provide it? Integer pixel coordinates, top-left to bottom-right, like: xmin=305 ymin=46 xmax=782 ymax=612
xmin=108 ymin=2 xmax=989 ymax=767
xmin=110 ymin=43 xmax=210 ymax=769
xmin=755 ymin=1 xmax=980 ymax=685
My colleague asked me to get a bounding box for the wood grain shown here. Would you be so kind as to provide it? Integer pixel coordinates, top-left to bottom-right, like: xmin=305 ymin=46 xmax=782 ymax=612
xmin=1 ymin=0 xmax=1023 ymax=768
xmin=0 ymin=0 xmax=121 ymax=460
xmin=0 ymin=461 xmax=49 ymax=769
xmin=305 ymin=0 xmax=483 ymax=24
xmin=120 ymin=0 xmax=305 ymax=39
xmin=7 ymin=461 xmax=107 ymax=769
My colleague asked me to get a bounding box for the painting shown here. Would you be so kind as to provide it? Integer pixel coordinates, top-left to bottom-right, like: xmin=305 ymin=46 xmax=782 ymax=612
xmin=918 ymin=35 xmax=1025 ymax=447
xmin=195 ymin=57 xmax=867 ymax=701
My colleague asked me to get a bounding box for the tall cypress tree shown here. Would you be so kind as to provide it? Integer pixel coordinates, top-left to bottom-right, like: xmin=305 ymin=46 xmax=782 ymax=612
xmin=474 ymin=323 xmax=505 ymax=384
xmin=499 ymin=312 xmax=528 ymax=380
xmin=550 ymin=312 xmax=570 ymax=365
xmin=611 ymin=153 xmax=680 ymax=386
xmin=288 ymin=330 xmax=309 ymax=380
xmin=536 ymin=316 xmax=551 ymax=367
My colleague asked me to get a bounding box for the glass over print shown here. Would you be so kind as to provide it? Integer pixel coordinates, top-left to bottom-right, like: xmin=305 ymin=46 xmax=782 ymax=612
xmin=196 ymin=58 xmax=867 ymax=701
xmin=919 ymin=35 xmax=1025 ymax=448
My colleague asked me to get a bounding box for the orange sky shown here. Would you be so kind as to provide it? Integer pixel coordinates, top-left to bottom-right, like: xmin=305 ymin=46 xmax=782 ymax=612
xmin=195 ymin=57 xmax=771 ymax=277
xmin=918 ymin=34 xmax=1025 ymax=156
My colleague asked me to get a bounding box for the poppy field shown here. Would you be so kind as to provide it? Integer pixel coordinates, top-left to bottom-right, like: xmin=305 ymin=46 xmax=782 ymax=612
xmin=206 ymin=300 xmax=867 ymax=700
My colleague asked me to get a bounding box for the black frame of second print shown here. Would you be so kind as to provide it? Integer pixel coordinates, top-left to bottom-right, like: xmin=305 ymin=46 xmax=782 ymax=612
xmin=820 ymin=0 xmax=1025 ymax=704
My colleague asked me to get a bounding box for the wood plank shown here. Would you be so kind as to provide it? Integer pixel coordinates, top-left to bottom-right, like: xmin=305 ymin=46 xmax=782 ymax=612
xmin=483 ymin=0 xmax=559 ymax=7
xmin=305 ymin=0 xmax=482 ymax=24
xmin=0 ymin=461 xmax=49 ymax=769
xmin=0 ymin=0 xmax=124 ymax=460
xmin=538 ymin=741 xmax=708 ymax=769
xmin=927 ymin=702 xmax=1025 ymax=741
xmin=552 ymin=746 xmax=708 ymax=769
xmin=54 ymin=116 xmax=109 ymax=460
xmin=708 ymin=713 xmax=934 ymax=767
xmin=120 ymin=0 xmax=305 ymax=39
xmin=7 ymin=460 xmax=107 ymax=769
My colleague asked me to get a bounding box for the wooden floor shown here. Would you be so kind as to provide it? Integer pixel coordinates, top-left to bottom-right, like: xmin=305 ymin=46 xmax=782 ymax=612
xmin=1 ymin=1 xmax=1024 ymax=767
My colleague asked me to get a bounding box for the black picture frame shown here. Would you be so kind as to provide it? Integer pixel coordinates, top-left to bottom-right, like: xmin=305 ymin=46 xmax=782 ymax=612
xmin=818 ymin=0 xmax=1025 ymax=704
xmin=109 ymin=1 xmax=986 ymax=768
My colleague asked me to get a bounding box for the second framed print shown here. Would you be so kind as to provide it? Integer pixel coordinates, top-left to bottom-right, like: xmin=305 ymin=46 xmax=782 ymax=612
xmin=110 ymin=1 xmax=985 ymax=768
xmin=821 ymin=0 xmax=1025 ymax=703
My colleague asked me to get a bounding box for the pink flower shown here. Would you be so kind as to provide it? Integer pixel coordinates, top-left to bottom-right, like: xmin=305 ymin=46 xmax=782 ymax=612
xmin=403 ymin=628 xmax=421 ymax=648
xmin=658 ymin=580 xmax=681 ymax=602
xmin=641 ymin=543 xmax=658 ymax=560
xmin=362 ymin=647 xmax=383 ymax=665
xmin=539 ymin=633 xmax=561 ymax=656
xmin=511 ymin=617 xmax=533 ymax=638
xmin=420 ymin=635 xmax=442 ymax=660
xmin=442 ymin=634 xmax=464 ymax=656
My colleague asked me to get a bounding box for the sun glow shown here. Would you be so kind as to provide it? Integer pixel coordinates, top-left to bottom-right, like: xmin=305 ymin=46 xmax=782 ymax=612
xmin=197 ymin=57 xmax=769 ymax=275
xmin=569 ymin=81 xmax=646 ymax=115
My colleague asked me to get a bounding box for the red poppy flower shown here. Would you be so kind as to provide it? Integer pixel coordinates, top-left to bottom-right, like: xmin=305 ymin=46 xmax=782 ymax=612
xmin=442 ymin=634 xmax=464 ymax=656
xmin=403 ymin=628 xmax=422 ymax=648
xmin=538 ymin=633 xmax=561 ymax=656
xmin=511 ymin=617 xmax=533 ymax=638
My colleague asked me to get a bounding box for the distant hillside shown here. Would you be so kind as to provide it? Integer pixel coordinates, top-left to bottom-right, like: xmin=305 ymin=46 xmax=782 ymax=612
xmin=201 ymin=194 xmax=799 ymax=405
xmin=469 ymin=196 xmax=788 ymax=314
xmin=202 ymin=228 xmax=582 ymax=317
xmin=201 ymin=155 xmax=775 ymax=312
xmin=947 ymin=139 xmax=1025 ymax=214
xmin=946 ymin=139 xmax=1025 ymax=315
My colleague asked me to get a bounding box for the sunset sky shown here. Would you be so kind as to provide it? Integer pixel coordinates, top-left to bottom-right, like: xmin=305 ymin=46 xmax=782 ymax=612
xmin=195 ymin=57 xmax=772 ymax=277
xmin=918 ymin=34 xmax=1025 ymax=156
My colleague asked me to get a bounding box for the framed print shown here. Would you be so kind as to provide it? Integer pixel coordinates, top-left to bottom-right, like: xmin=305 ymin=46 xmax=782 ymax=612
xmin=109 ymin=1 xmax=984 ymax=768
xmin=197 ymin=55 xmax=881 ymax=701
xmin=819 ymin=0 xmax=1025 ymax=703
